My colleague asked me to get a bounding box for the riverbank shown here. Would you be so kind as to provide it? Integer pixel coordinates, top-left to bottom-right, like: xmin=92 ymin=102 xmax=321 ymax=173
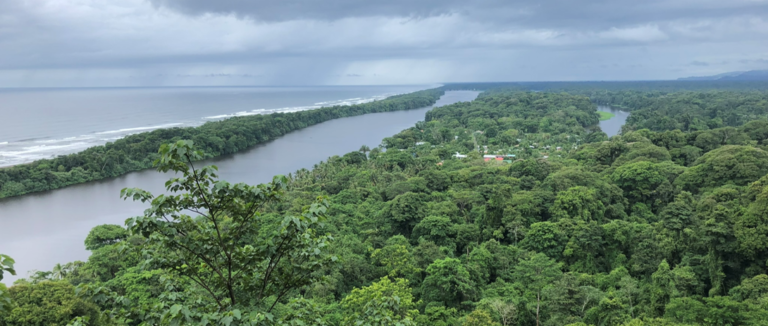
xmin=597 ymin=105 xmax=630 ymax=137
xmin=0 ymin=88 xmax=443 ymax=199
xmin=0 ymin=90 xmax=479 ymax=282
xmin=598 ymin=111 xmax=615 ymax=121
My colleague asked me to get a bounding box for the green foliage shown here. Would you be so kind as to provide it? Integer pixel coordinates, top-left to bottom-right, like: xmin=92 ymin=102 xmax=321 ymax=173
xmin=598 ymin=111 xmax=616 ymax=121
xmin=387 ymin=192 xmax=429 ymax=236
xmin=276 ymin=298 xmax=327 ymax=326
xmin=84 ymin=224 xmax=129 ymax=251
xmin=421 ymin=258 xmax=476 ymax=309
xmin=677 ymin=146 xmax=768 ymax=191
xmin=13 ymin=85 xmax=768 ymax=325
xmin=729 ymin=274 xmax=768 ymax=301
xmin=551 ymin=186 xmax=605 ymax=222
xmin=515 ymin=253 xmax=562 ymax=326
xmin=611 ymin=161 xmax=683 ymax=206
xmin=370 ymin=236 xmax=420 ymax=278
xmin=463 ymin=309 xmax=501 ymax=326
xmin=520 ymin=222 xmax=566 ymax=261
xmin=115 ymin=140 xmax=338 ymax=324
xmin=340 ymin=277 xmax=418 ymax=326
xmin=0 ymin=254 xmax=14 ymax=282
xmin=412 ymin=216 xmax=454 ymax=246
xmin=1 ymin=281 xmax=105 ymax=326
xmin=0 ymin=254 xmax=15 ymax=315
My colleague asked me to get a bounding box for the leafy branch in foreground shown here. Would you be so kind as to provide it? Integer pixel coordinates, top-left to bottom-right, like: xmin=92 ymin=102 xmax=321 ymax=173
xmin=0 ymin=255 xmax=14 ymax=282
xmin=0 ymin=254 xmax=15 ymax=314
xmin=78 ymin=140 xmax=338 ymax=325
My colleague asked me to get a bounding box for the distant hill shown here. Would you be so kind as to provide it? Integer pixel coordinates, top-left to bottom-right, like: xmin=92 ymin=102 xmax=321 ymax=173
xmin=679 ymin=70 xmax=768 ymax=81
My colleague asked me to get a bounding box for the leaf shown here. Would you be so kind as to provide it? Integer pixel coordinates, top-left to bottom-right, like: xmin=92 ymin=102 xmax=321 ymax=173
xmin=170 ymin=304 xmax=182 ymax=316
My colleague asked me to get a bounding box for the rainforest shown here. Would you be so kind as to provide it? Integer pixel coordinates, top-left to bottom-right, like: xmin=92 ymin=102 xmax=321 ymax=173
xmin=3 ymin=83 xmax=768 ymax=326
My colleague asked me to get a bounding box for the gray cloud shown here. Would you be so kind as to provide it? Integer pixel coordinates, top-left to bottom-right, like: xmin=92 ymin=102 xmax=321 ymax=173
xmin=149 ymin=0 xmax=768 ymax=27
xmin=0 ymin=0 xmax=767 ymax=86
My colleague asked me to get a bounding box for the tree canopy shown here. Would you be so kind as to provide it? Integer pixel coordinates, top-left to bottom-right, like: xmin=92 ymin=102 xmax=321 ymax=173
xmin=7 ymin=84 xmax=768 ymax=325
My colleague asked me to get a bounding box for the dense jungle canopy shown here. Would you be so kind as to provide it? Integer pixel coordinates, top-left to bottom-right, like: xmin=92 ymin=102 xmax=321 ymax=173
xmin=4 ymin=82 xmax=768 ymax=325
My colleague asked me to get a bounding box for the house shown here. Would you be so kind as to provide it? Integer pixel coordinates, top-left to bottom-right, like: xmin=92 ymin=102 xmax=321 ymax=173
xmin=483 ymin=155 xmax=506 ymax=162
xmin=454 ymin=152 xmax=467 ymax=159
xmin=556 ymin=147 xmax=562 ymax=151
xmin=416 ymin=142 xmax=426 ymax=146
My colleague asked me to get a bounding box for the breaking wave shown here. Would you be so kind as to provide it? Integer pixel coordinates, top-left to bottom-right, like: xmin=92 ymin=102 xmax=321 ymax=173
xmin=202 ymin=94 xmax=391 ymax=120
xmin=0 ymin=93 xmax=398 ymax=167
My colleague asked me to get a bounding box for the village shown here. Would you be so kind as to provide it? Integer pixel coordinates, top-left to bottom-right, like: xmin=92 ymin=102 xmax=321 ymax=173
xmin=444 ymin=130 xmax=584 ymax=163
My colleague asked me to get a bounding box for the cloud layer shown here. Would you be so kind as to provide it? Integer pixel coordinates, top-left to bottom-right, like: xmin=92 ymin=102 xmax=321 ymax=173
xmin=1 ymin=0 xmax=767 ymax=86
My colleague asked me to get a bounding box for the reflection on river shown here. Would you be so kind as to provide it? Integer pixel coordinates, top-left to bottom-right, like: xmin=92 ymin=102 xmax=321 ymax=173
xmin=597 ymin=105 xmax=630 ymax=137
xmin=0 ymin=91 xmax=479 ymax=282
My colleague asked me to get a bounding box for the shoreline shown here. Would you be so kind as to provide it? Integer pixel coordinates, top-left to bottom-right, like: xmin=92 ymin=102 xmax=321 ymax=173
xmin=0 ymin=88 xmax=445 ymax=199
xmin=598 ymin=111 xmax=616 ymax=121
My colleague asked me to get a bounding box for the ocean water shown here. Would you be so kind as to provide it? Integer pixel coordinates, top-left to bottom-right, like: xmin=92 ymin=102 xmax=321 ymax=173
xmin=0 ymin=85 xmax=433 ymax=167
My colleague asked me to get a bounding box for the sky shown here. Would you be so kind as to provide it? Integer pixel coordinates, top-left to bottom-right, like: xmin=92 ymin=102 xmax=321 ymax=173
xmin=0 ymin=0 xmax=767 ymax=87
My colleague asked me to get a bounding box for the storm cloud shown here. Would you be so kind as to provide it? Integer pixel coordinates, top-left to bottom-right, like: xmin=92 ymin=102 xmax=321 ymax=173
xmin=0 ymin=0 xmax=767 ymax=86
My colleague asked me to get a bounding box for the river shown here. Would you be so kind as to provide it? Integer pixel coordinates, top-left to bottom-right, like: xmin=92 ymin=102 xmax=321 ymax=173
xmin=0 ymin=85 xmax=434 ymax=167
xmin=0 ymin=90 xmax=479 ymax=282
xmin=597 ymin=105 xmax=630 ymax=137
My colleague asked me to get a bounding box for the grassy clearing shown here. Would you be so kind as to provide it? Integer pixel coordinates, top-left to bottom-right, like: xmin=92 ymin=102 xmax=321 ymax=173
xmin=598 ymin=111 xmax=615 ymax=121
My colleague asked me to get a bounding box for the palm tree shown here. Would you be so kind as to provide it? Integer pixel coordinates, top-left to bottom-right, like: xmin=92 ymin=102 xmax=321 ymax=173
xmin=359 ymin=145 xmax=371 ymax=155
xmin=51 ymin=263 xmax=65 ymax=280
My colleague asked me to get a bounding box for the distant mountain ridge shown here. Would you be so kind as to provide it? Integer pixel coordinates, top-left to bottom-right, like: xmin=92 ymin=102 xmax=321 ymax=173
xmin=678 ymin=70 xmax=768 ymax=81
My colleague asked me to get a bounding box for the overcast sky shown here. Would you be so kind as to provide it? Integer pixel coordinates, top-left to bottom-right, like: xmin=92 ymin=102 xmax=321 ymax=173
xmin=1 ymin=0 xmax=767 ymax=87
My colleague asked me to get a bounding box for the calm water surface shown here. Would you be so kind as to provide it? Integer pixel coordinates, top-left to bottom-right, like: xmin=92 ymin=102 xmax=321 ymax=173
xmin=597 ymin=105 xmax=630 ymax=137
xmin=0 ymin=90 xmax=479 ymax=282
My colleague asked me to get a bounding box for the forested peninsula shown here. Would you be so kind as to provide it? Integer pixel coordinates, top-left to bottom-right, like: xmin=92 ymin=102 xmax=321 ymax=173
xmin=5 ymin=84 xmax=768 ymax=325
xmin=0 ymin=88 xmax=443 ymax=199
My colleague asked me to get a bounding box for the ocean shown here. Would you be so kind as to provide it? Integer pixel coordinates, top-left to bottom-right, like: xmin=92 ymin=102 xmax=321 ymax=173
xmin=0 ymin=85 xmax=433 ymax=167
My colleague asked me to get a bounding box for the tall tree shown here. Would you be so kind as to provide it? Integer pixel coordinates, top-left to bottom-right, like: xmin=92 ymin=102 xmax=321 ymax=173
xmin=421 ymin=258 xmax=476 ymax=309
xmin=116 ymin=140 xmax=337 ymax=324
xmin=551 ymin=186 xmax=605 ymax=222
xmin=515 ymin=253 xmax=562 ymax=326
xmin=650 ymin=260 xmax=676 ymax=317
